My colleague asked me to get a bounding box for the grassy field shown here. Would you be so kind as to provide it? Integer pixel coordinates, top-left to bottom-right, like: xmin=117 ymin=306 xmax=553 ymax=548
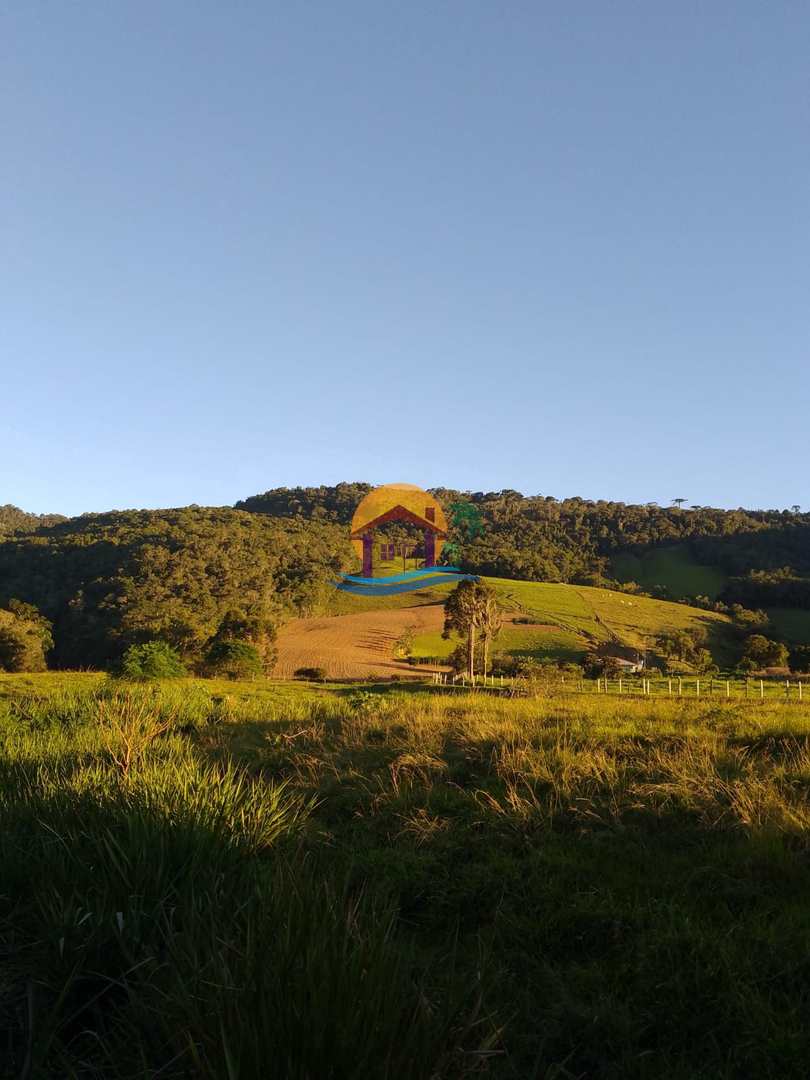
xmin=409 ymin=577 xmax=734 ymax=665
xmin=612 ymin=544 xmax=727 ymax=599
xmin=5 ymin=673 xmax=810 ymax=1077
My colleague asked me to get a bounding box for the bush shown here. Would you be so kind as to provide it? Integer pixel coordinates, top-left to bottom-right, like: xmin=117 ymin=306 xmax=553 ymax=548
xmin=583 ymin=653 xmax=625 ymax=678
xmin=115 ymin=640 xmax=187 ymax=680
xmin=737 ymin=634 xmax=790 ymax=673
xmin=204 ymin=639 xmax=263 ymax=680
xmin=0 ymin=600 xmax=52 ymax=672
xmin=294 ymin=666 xmax=327 ymax=681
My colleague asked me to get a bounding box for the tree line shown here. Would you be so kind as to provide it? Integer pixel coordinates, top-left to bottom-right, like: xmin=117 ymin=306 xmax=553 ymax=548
xmin=242 ymin=485 xmax=810 ymax=606
xmin=0 ymin=507 xmax=352 ymax=671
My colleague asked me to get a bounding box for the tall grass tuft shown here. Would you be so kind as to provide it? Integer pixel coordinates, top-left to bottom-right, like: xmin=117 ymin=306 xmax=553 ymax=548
xmin=0 ymin=685 xmax=492 ymax=1078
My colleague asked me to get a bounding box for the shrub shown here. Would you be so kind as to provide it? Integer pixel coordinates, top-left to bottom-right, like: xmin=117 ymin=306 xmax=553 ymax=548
xmin=583 ymin=653 xmax=625 ymax=678
xmin=737 ymin=634 xmax=790 ymax=673
xmin=294 ymin=666 xmax=327 ymax=681
xmin=0 ymin=600 xmax=52 ymax=672
xmin=205 ymin=639 xmax=263 ymax=680
xmin=115 ymin=640 xmax=187 ymax=680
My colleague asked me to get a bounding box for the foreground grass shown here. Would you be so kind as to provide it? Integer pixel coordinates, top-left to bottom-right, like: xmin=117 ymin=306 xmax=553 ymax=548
xmin=0 ymin=682 xmax=490 ymax=1078
xmin=5 ymin=677 xmax=810 ymax=1076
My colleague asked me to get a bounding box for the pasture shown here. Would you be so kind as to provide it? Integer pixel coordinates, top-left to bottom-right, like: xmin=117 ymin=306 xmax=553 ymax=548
xmin=409 ymin=576 xmax=733 ymax=667
xmin=4 ymin=673 xmax=810 ymax=1077
xmin=293 ymin=576 xmax=736 ymax=677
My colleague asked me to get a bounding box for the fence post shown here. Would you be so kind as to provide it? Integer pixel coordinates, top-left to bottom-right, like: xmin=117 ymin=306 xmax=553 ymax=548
xmin=696 ymin=679 xmax=700 ymax=697
xmin=786 ymin=680 xmax=790 ymax=699
xmin=668 ymin=678 xmax=672 ymax=696
xmin=799 ymin=681 xmax=803 ymax=702
xmin=760 ymin=679 xmax=764 ymax=700
xmin=678 ymin=678 xmax=682 ymax=697
xmin=726 ymin=680 xmax=730 ymax=698
xmin=619 ymin=678 xmax=623 ymax=694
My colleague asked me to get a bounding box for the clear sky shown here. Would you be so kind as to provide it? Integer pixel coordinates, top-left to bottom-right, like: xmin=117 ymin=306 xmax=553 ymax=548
xmin=2 ymin=2 xmax=808 ymax=516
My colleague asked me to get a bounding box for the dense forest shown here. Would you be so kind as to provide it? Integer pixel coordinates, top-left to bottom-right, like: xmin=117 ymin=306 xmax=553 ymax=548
xmin=0 ymin=507 xmax=351 ymax=669
xmin=1 ymin=485 xmax=808 ymax=671
xmin=242 ymin=485 xmax=810 ymax=596
xmin=0 ymin=504 xmax=66 ymax=536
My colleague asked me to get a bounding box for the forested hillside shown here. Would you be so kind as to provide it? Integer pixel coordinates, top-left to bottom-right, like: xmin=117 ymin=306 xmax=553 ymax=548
xmin=2 ymin=486 xmax=808 ymax=672
xmin=241 ymin=485 xmax=810 ymax=602
xmin=0 ymin=508 xmax=351 ymax=668
xmin=0 ymin=504 xmax=66 ymax=536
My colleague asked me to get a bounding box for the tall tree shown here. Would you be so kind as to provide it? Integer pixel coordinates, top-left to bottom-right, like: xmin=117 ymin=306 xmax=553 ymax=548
xmin=479 ymin=594 xmax=504 ymax=678
xmin=442 ymin=580 xmax=500 ymax=680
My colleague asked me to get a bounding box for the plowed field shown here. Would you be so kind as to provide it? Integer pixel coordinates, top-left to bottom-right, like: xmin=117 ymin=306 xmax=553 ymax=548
xmin=274 ymin=603 xmax=562 ymax=679
xmin=273 ymin=603 xmax=448 ymax=679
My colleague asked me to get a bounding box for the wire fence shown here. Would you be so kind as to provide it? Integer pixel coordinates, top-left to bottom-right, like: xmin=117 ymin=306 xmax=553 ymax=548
xmin=429 ymin=671 xmax=809 ymax=702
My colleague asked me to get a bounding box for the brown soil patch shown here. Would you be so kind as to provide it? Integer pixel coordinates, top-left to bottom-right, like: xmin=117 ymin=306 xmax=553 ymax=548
xmin=274 ymin=603 xmax=448 ymax=679
xmin=274 ymin=606 xmax=562 ymax=680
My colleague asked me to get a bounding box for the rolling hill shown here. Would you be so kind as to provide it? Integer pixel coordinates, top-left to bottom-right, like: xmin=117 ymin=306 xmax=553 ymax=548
xmin=275 ymin=576 xmax=735 ymax=678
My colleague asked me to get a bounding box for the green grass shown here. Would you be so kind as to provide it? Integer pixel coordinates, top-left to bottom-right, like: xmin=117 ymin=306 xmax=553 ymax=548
xmin=612 ymin=544 xmax=728 ymax=599
xmin=6 ymin=676 xmax=810 ymax=1076
xmin=320 ymin=568 xmax=738 ymax=667
xmin=407 ymin=577 xmax=735 ymax=665
xmin=410 ymin=625 xmax=585 ymax=664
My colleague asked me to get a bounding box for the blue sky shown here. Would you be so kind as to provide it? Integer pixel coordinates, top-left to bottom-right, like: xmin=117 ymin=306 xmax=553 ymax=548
xmin=2 ymin=2 xmax=808 ymax=516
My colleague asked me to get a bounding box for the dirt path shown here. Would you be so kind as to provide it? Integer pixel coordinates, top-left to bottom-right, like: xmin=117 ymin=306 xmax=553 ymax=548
xmin=274 ymin=603 xmax=448 ymax=679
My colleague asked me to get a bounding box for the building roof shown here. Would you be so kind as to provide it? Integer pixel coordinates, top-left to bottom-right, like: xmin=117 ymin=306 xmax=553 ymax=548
xmin=350 ymin=503 xmax=448 ymax=538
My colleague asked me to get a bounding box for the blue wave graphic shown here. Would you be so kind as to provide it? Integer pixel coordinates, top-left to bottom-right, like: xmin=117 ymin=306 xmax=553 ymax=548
xmin=340 ymin=566 xmax=463 ymax=585
xmin=336 ymin=572 xmax=478 ymax=596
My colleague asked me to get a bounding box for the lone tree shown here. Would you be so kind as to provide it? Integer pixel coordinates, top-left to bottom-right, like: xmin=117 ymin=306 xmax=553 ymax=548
xmin=672 ymin=498 xmax=687 ymax=508
xmin=479 ymin=593 xmax=504 ymax=678
xmin=442 ymin=579 xmax=501 ymax=680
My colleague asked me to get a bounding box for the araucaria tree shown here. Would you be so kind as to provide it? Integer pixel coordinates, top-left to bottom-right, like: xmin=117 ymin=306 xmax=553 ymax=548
xmin=479 ymin=594 xmax=503 ymax=678
xmin=442 ymin=580 xmax=502 ymax=680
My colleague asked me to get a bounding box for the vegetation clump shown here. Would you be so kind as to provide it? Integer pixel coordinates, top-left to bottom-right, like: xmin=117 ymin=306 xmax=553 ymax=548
xmin=204 ymin=639 xmax=263 ymax=679
xmin=0 ymin=600 xmax=53 ymax=672
xmin=294 ymin=665 xmax=327 ymax=681
xmin=115 ymin=640 xmax=187 ymax=680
